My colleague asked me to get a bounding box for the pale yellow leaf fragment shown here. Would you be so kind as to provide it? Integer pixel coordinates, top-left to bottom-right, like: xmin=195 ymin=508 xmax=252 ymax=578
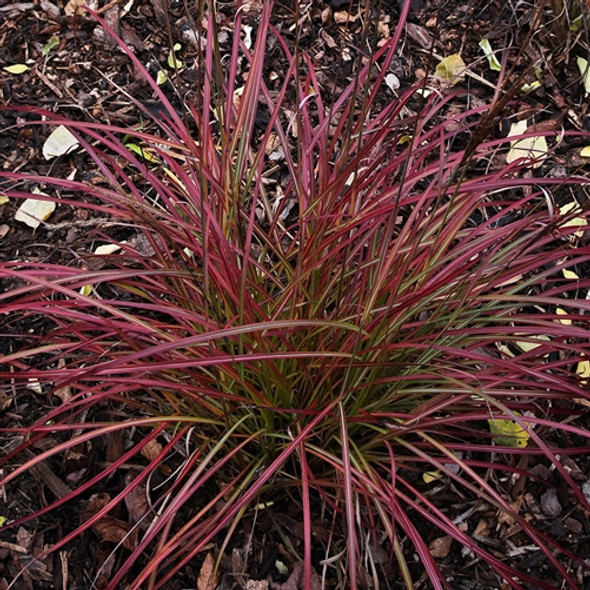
xmin=94 ymin=243 xmax=122 ymax=255
xmin=27 ymin=378 xmax=43 ymax=394
xmin=479 ymin=39 xmax=501 ymax=72
xmin=556 ymin=307 xmax=572 ymax=325
xmin=563 ymin=268 xmax=579 ymax=280
xmin=43 ymin=125 xmax=79 ymax=160
xmin=560 ymin=200 xmax=588 ymax=239
xmin=580 ymin=146 xmax=590 ymax=158
xmin=15 ymin=194 xmax=56 ymax=229
xmin=435 ymin=53 xmax=466 ymax=85
xmin=577 ymin=358 xmax=590 ymax=382
xmin=0 ymin=195 xmax=8 ymax=206
xmin=488 ymin=413 xmax=531 ymax=448
xmin=3 ymin=64 xmax=29 ymax=74
xmin=514 ymin=334 xmax=549 ymax=353
xmin=156 ymin=70 xmax=168 ymax=85
xmin=506 ymin=120 xmax=548 ymax=168
xmin=577 ymin=57 xmax=590 ymax=93
xmin=423 ymin=470 xmax=443 ymax=484
xmin=64 ymin=0 xmax=88 ymax=16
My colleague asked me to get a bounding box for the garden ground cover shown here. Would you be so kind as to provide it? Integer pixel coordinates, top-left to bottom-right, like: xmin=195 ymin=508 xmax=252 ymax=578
xmin=1 ymin=1 xmax=590 ymax=589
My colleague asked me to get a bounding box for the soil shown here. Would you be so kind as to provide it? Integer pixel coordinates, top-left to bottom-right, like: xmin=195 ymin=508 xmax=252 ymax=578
xmin=1 ymin=0 xmax=590 ymax=589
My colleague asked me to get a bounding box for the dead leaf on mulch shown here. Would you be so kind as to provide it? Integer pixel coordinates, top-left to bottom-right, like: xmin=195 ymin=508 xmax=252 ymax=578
xmin=83 ymin=493 xmax=137 ymax=551
xmin=140 ymin=437 xmax=163 ymax=461
xmin=269 ymin=561 xmax=322 ymax=590
xmin=428 ymin=535 xmax=453 ymax=559
xmin=123 ymin=473 xmax=149 ymax=527
xmin=197 ymin=552 xmax=218 ymax=590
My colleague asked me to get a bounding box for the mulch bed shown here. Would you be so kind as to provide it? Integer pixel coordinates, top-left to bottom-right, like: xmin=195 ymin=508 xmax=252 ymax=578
xmin=1 ymin=0 xmax=590 ymax=588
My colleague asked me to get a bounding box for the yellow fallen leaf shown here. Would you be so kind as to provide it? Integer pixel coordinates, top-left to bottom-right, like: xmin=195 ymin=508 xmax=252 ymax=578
xmin=571 ymin=14 xmax=584 ymax=32
xmin=580 ymin=146 xmax=590 ymax=158
xmin=3 ymin=64 xmax=29 ymax=74
xmin=126 ymin=143 xmax=160 ymax=163
xmin=556 ymin=307 xmax=571 ymax=325
xmin=521 ymin=80 xmax=541 ymax=93
xmin=14 ymin=193 xmax=56 ymax=229
xmin=577 ymin=57 xmax=590 ymax=93
xmin=496 ymin=343 xmax=515 ymax=358
xmin=0 ymin=195 xmax=8 ymax=206
xmin=514 ymin=334 xmax=549 ymax=353
xmin=563 ymin=268 xmax=579 ymax=280
xmin=577 ymin=357 xmax=590 ymax=381
xmin=423 ymin=470 xmax=443 ymax=484
xmin=479 ymin=39 xmax=501 ymax=72
xmin=560 ymin=200 xmax=587 ymax=239
xmin=435 ymin=53 xmax=466 ymax=85
xmin=488 ymin=413 xmax=531 ymax=447
xmin=506 ymin=120 xmax=548 ymax=168
xmin=167 ymin=43 xmax=183 ymax=70
xmin=156 ymin=69 xmax=168 ymax=85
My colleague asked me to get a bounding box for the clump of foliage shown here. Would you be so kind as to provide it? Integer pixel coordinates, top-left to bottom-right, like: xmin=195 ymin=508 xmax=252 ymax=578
xmin=1 ymin=1 xmax=590 ymax=589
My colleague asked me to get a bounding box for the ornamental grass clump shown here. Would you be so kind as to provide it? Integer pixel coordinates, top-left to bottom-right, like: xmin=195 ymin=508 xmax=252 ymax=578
xmin=1 ymin=2 xmax=590 ymax=589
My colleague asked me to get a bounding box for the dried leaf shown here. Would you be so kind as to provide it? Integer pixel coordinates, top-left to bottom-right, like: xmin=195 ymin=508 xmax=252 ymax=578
xmin=94 ymin=243 xmax=122 ymax=255
xmin=560 ymin=200 xmax=587 ymax=239
xmin=3 ymin=64 xmax=29 ymax=74
xmin=124 ymin=474 xmax=149 ymax=526
xmin=53 ymin=359 xmax=72 ymax=402
xmin=428 ymin=535 xmax=453 ymax=558
xmin=26 ymin=378 xmax=43 ymax=394
xmin=423 ymin=470 xmax=442 ymax=483
xmin=64 ymin=0 xmax=88 ymax=16
xmin=488 ymin=413 xmax=531 ymax=448
xmin=15 ymin=193 xmax=56 ymax=229
xmin=333 ymin=10 xmax=360 ymax=24
xmin=555 ymin=307 xmax=571 ymax=325
xmin=140 ymin=438 xmax=162 ymax=461
xmin=434 ymin=53 xmax=465 ymax=85
xmin=93 ymin=515 xmax=136 ymax=550
xmin=43 ymin=125 xmax=79 ymax=160
xmin=245 ymin=581 xmax=268 ymax=590
xmin=577 ymin=57 xmax=590 ymax=93
xmin=84 ymin=493 xmax=136 ymax=550
xmin=506 ymin=120 xmax=548 ymax=168
xmin=197 ymin=552 xmax=218 ymax=590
